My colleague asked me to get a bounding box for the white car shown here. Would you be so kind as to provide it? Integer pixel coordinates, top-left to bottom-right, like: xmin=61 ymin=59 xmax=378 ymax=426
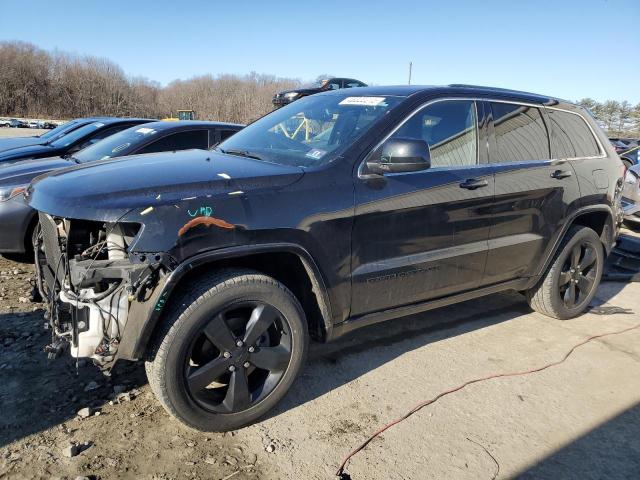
xmin=28 ymin=121 xmax=40 ymax=128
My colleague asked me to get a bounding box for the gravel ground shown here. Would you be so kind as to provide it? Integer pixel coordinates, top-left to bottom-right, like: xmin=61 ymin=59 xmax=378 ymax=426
xmin=0 ymin=128 xmax=49 ymax=138
xmin=1 ymin=128 xmax=639 ymax=479
xmin=1 ymin=256 xmax=639 ymax=480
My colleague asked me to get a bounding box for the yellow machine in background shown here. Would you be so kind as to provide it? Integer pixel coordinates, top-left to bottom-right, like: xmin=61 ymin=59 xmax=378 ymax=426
xmin=162 ymin=110 xmax=196 ymax=121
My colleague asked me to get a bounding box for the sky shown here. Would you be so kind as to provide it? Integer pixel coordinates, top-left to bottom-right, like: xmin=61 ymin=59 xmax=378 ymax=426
xmin=1 ymin=0 xmax=639 ymax=103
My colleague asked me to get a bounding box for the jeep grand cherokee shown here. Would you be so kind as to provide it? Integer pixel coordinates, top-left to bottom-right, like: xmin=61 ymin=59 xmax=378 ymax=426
xmin=27 ymin=85 xmax=623 ymax=431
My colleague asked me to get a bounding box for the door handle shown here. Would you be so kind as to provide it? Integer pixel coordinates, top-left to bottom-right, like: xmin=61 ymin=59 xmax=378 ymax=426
xmin=550 ymin=169 xmax=572 ymax=179
xmin=459 ymin=178 xmax=489 ymax=190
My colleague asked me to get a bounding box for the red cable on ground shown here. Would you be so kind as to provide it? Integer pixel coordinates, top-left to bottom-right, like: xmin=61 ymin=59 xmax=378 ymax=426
xmin=336 ymin=322 xmax=640 ymax=478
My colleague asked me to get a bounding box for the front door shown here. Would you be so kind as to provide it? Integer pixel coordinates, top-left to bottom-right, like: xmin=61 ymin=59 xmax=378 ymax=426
xmin=351 ymin=99 xmax=495 ymax=317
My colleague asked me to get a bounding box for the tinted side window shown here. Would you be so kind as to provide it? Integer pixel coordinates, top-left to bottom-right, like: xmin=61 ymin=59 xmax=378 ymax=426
xmin=78 ymin=124 xmax=133 ymax=149
xmin=388 ymin=100 xmax=477 ymax=168
xmin=219 ymin=129 xmax=238 ymax=142
xmin=547 ymin=109 xmax=601 ymax=158
xmin=490 ymin=103 xmax=550 ymax=162
xmin=137 ymin=130 xmax=209 ymax=154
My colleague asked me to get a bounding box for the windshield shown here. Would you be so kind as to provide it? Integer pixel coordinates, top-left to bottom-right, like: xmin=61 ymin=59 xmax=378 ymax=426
xmin=75 ymin=125 xmax=159 ymax=162
xmin=218 ymin=94 xmax=403 ymax=167
xmin=49 ymin=122 xmax=104 ymax=148
xmin=38 ymin=120 xmax=80 ymax=141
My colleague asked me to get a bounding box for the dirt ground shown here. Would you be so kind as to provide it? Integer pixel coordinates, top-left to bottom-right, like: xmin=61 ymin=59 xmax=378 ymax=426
xmin=0 ymin=128 xmax=49 ymax=138
xmin=1 ymin=128 xmax=639 ymax=479
xmin=1 ymin=254 xmax=640 ymax=480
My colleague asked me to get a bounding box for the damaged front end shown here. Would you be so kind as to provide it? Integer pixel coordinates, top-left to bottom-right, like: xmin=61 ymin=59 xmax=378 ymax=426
xmin=35 ymin=213 xmax=166 ymax=366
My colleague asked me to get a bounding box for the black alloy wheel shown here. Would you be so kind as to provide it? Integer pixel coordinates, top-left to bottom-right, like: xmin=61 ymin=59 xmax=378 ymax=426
xmin=558 ymin=241 xmax=599 ymax=309
xmin=185 ymin=301 xmax=292 ymax=413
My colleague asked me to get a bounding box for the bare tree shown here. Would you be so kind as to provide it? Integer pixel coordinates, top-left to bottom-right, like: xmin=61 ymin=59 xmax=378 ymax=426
xmin=4 ymin=40 xmax=636 ymax=137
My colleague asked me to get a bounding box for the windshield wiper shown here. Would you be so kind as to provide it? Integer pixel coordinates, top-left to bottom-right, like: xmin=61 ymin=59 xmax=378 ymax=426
xmin=61 ymin=154 xmax=80 ymax=163
xmin=219 ymin=148 xmax=263 ymax=161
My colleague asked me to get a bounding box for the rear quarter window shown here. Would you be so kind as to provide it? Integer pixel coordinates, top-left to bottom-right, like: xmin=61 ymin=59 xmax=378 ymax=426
xmin=546 ymin=109 xmax=601 ymax=159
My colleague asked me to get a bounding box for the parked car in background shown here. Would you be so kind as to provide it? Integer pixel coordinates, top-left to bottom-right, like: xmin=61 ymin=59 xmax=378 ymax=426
xmin=0 ymin=120 xmax=243 ymax=257
xmin=42 ymin=121 xmax=58 ymax=129
xmin=28 ymin=121 xmax=40 ymax=129
xmin=28 ymin=84 xmax=622 ymax=431
xmin=621 ymin=164 xmax=640 ymax=229
xmin=0 ymin=117 xmax=117 ymax=153
xmin=9 ymin=119 xmax=28 ymax=128
xmin=610 ymin=138 xmax=639 ymax=169
xmin=0 ymin=120 xmax=10 ymax=128
xmin=272 ymin=77 xmax=367 ymax=107
xmin=0 ymin=117 xmax=154 ymax=164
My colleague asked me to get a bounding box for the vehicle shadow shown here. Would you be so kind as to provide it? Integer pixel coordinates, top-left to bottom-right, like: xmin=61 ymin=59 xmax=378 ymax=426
xmin=270 ymin=281 xmax=635 ymax=420
xmin=516 ymin=400 xmax=640 ymax=479
xmin=0 ymin=281 xmax=634 ymax=449
xmin=0 ymin=290 xmax=527 ymax=448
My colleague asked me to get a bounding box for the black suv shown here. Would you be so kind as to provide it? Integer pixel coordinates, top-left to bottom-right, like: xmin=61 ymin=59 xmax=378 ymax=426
xmin=28 ymin=85 xmax=623 ymax=431
xmin=272 ymin=77 xmax=367 ymax=107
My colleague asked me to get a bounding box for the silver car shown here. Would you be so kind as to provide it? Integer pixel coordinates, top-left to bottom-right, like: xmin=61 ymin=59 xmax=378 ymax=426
xmin=622 ymin=164 xmax=640 ymax=228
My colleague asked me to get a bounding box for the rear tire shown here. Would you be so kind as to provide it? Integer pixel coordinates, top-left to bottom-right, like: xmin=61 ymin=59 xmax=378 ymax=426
xmin=146 ymin=269 xmax=308 ymax=431
xmin=526 ymin=226 xmax=604 ymax=319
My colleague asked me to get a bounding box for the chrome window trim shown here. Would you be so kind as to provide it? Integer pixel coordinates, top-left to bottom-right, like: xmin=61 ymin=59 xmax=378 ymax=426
xmin=544 ymin=105 xmax=606 ymax=161
xmin=358 ymin=97 xmax=481 ymax=179
xmin=357 ymin=96 xmax=606 ymax=179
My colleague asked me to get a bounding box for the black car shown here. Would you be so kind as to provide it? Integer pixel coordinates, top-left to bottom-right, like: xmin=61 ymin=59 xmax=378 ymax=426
xmin=0 ymin=121 xmax=243 ymax=256
xmin=0 ymin=117 xmax=154 ymax=164
xmin=0 ymin=117 xmax=119 ymax=154
xmin=9 ymin=119 xmax=28 ymax=128
xmin=28 ymin=85 xmax=622 ymax=432
xmin=272 ymin=77 xmax=367 ymax=107
xmin=610 ymin=138 xmax=639 ymax=169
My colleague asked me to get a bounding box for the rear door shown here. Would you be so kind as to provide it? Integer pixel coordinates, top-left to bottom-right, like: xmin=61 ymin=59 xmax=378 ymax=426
xmin=484 ymin=101 xmax=581 ymax=284
xmin=351 ymin=99 xmax=495 ymax=316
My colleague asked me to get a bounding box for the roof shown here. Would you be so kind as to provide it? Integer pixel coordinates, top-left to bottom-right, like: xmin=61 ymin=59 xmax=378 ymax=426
xmin=318 ymin=84 xmax=568 ymax=105
xmin=137 ymin=120 xmax=245 ymax=131
xmin=93 ymin=117 xmax=156 ymax=124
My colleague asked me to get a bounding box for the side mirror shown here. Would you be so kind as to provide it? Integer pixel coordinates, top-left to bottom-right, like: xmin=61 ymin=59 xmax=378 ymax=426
xmin=366 ymin=138 xmax=431 ymax=175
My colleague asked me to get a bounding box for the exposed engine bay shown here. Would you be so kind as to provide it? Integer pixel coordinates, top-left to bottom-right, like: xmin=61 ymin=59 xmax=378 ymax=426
xmin=35 ymin=213 xmax=164 ymax=366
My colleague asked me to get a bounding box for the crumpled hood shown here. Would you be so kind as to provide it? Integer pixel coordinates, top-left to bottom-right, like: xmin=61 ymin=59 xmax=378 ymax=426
xmin=26 ymin=149 xmax=304 ymax=221
xmin=0 ymin=143 xmax=55 ymax=162
xmin=0 ymin=156 xmax=72 ymax=188
xmin=0 ymin=136 xmax=44 ymax=153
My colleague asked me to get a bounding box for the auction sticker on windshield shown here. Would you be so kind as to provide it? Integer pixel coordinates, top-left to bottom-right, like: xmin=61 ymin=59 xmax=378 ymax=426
xmin=339 ymin=97 xmax=386 ymax=106
xmin=306 ymin=148 xmax=327 ymax=159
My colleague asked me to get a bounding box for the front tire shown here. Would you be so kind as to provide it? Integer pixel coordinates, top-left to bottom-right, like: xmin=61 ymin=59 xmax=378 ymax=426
xmin=146 ymin=269 xmax=308 ymax=431
xmin=526 ymin=226 xmax=604 ymax=319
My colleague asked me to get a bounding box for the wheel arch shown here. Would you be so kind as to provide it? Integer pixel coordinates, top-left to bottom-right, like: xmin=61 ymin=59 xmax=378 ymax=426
xmin=117 ymin=243 xmax=334 ymax=362
xmin=534 ymin=205 xmax=616 ymax=280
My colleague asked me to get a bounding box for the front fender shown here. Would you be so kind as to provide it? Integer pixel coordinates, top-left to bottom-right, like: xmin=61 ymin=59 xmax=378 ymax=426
xmin=115 ymin=243 xmax=333 ymax=362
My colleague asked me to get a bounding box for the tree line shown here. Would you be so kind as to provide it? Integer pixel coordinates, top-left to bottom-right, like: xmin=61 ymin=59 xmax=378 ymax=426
xmin=1 ymin=41 xmax=639 ymax=137
xmin=576 ymin=98 xmax=640 ymax=137
xmin=0 ymin=41 xmax=299 ymax=124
